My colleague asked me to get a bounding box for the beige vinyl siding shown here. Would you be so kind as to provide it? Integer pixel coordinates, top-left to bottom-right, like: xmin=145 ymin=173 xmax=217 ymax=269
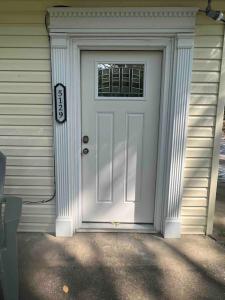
xmin=183 ymin=14 xmax=224 ymax=234
xmin=0 ymin=3 xmax=54 ymax=232
xmin=0 ymin=0 xmax=224 ymax=234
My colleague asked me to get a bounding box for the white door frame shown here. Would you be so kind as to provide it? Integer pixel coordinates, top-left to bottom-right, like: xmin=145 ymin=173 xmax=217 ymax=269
xmin=48 ymin=7 xmax=197 ymax=238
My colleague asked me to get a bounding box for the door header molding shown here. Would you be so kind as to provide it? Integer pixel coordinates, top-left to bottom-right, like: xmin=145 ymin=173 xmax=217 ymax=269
xmin=48 ymin=7 xmax=197 ymax=238
xmin=48 ymin=7 xmax=197 ymax=18
xmin=47 ymin=7 xmax=198 ymax=34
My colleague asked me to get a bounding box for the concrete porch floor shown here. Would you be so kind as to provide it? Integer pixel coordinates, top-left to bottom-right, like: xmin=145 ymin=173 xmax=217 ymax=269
xmin=18 ymin=233 xmax=225 ymax=300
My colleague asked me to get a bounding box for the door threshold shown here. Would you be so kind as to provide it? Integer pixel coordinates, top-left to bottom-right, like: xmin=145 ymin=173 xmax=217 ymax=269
xmin=77 ymin=222 xmax=156 ymax=233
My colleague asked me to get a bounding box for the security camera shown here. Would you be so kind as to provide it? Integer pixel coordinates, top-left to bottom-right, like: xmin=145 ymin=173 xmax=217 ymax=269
xmin=206 ymin=8 xmax=225 ymax=22
xmin=201 ymin=0 xmax=225 ymax=22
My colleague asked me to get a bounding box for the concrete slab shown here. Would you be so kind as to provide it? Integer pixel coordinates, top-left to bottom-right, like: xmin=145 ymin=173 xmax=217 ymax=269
xmin=17 ymin=233 xmax=225 ymax=300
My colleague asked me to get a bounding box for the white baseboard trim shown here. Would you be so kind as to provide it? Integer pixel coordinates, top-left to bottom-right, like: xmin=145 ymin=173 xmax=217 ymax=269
xmin=56 ymin=217 xmax=73 ymax=237
xmin=163 ymin=219 xmax=181 ymax=238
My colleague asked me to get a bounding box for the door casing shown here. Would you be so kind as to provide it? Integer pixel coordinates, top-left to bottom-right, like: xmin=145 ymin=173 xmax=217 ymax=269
xmin=71 ymin=39 xmax=171 ymax=233
xmin=48 ymin=7 xmax=197 ymax=237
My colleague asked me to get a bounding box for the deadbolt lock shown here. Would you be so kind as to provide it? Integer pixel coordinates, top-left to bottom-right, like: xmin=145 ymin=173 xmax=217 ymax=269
xmin=82 ymin=135 xmax=89 ymax=144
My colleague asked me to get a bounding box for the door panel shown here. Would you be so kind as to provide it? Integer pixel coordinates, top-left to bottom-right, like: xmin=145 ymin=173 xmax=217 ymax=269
xmin=125 ymin=113 xmax=144 ymax=203
xmin=97 ymin=112 xmax=113 ymax=203
xmin=81 ymin=51 xmax=162 ymax=224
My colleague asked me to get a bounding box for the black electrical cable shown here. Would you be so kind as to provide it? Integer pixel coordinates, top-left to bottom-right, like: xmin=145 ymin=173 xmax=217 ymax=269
xmin=23 ymin=191 xmax=56 ymax=205
xmin=24 ymin=11 xmax=55 ymax=205
xmin=207 ymin=0 xmax=212 ymax=9
xmin=24 ymin=6 xmax=71 ymax=205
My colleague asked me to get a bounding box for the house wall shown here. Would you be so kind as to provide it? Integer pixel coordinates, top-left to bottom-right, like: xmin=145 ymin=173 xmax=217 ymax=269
xmin=0 ymin=0 xmax=224 ymax=234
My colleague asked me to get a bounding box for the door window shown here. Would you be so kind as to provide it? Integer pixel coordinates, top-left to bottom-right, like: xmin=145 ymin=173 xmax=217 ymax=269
xmin=98 ymin=63 xmax=144 ymax=97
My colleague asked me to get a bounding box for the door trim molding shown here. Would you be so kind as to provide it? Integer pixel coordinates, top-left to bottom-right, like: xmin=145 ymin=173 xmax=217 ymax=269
xmin=48 ymin=7 xmax=197 ymax=237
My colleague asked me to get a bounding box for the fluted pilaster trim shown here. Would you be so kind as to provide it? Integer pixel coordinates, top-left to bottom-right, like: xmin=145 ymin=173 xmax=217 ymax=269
xmin=51 ymin=35 xmax=73 ymax=237
xmin=163 ymin=35 xmax=193 ymax=238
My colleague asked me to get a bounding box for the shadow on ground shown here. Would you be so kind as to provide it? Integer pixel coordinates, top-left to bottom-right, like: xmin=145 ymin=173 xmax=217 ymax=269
xmin=18 ymin=233 xmax=225 ymax=300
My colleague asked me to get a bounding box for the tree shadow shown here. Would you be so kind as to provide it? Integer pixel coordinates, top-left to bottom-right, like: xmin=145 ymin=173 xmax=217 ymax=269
xmin=17 ymin=232 xmax=225 ymax=300
xmin=17 ymin=233 xmax=166 ymax=300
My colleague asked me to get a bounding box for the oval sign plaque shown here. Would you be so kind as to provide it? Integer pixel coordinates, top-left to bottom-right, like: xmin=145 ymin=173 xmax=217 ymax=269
xmin=54 ymin=83 xmax=67 ymax=123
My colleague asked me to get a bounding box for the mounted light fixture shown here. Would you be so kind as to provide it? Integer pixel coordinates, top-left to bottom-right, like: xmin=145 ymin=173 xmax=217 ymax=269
xmin=200 ymin=0 xmax=225 ymax=22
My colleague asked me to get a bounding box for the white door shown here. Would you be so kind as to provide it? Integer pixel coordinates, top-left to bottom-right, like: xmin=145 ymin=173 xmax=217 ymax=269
xmin=81 ymin=51 xmax=162 ymax=225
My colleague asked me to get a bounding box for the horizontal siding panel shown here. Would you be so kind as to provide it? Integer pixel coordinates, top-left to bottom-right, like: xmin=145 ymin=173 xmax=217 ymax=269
xmin=0 ymin=94 xmax=52 ymax=104
xmin=19 ymin=195 xmax=55 ymax=202
xmin=0 ymin=71 xmax=51 ymax=82
xmin=0 ymin=136 xmax=52 ymax=147
xmin=182 ymin=197 xmax=208 ymax=207
xmin=181 ymin=207 xmax=207 ymax=216
xmin=0 ymin=105 xmax=52 ymax=115
xmin=188 ymin=116 xmax=215 ymax=127
xmin=20 ymin=214 xmax=55 ymax=224
xmin=187 ymin=138 xmax=213 ymax=148
xmin=0 ymin=24 xmax=46 ymax=35
xmin=190 ymin=94 xmax=217 ymax=105
xmin=196 ymin=13 xmax=225 ymax=24
xmin=181 ymin=216 xmax=207 ymax=226
xmin=4 ymin=186 xmax=54 ymax=196
xmin=5 ymin=176 xmax=54 ymax=186
xmin=181 ymin=225 xmax=206 ymax=234
xmin=194 ymin=36 xmax=223 ymax=48
xmin=195 ymin=25 xmax=224 ymax=36
xmin=22 ymin=204 xmax=55 ymax=215
xmin=186 ymin=148 xmax=213 ymax=158
xmin=192 ymin=59 xmax=221 ymax=71
xmin=183 ymin=178 xmax=209 ymax=188
xmin=0 ymin=147 xmax=53 ymax=157
xmin=191 ymin=71 xmax=220 ymax=83
xmin=18 ymin=222 xmax=55 ymax=233
xmin=184 ymin=168 xmax=210 ymax=178
xmin=185 ymin=158 xmax=211 ymax=168
xmin=188 ymin=127 xmax=214 ymax=137
xmin=0 ymin=2 xmax=51 ymax=11
xmin=0 ymin=60 xmax=50 ymax=71
xmin=0 ymin=83 xmax=51 ymax=93
xmin=0 ymin=48 xmax=50 ymax=59
xmin=0 ymin=13 xmax=44 ymax=24
xmin=0 ymin=36 xmax=48 ymax=47
xmin=183 ymin=188 xmax=208 ymax=198
xmin=191 ymin=83 xmax=218 ymax=94
xmin=193 ymin=48 xmax=222 ymax=60
xmin=6 ymin=166 xmax=54 ymax=177
xmin=0 ymin=126 xmax=53 ymax=136
xmin=6 ymin=157 xmax=53 ymax=167
xmin=0 ymin=116 xmax=52 ymax=126
xmin=189 ymin=105 xmax=217 ymax=116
